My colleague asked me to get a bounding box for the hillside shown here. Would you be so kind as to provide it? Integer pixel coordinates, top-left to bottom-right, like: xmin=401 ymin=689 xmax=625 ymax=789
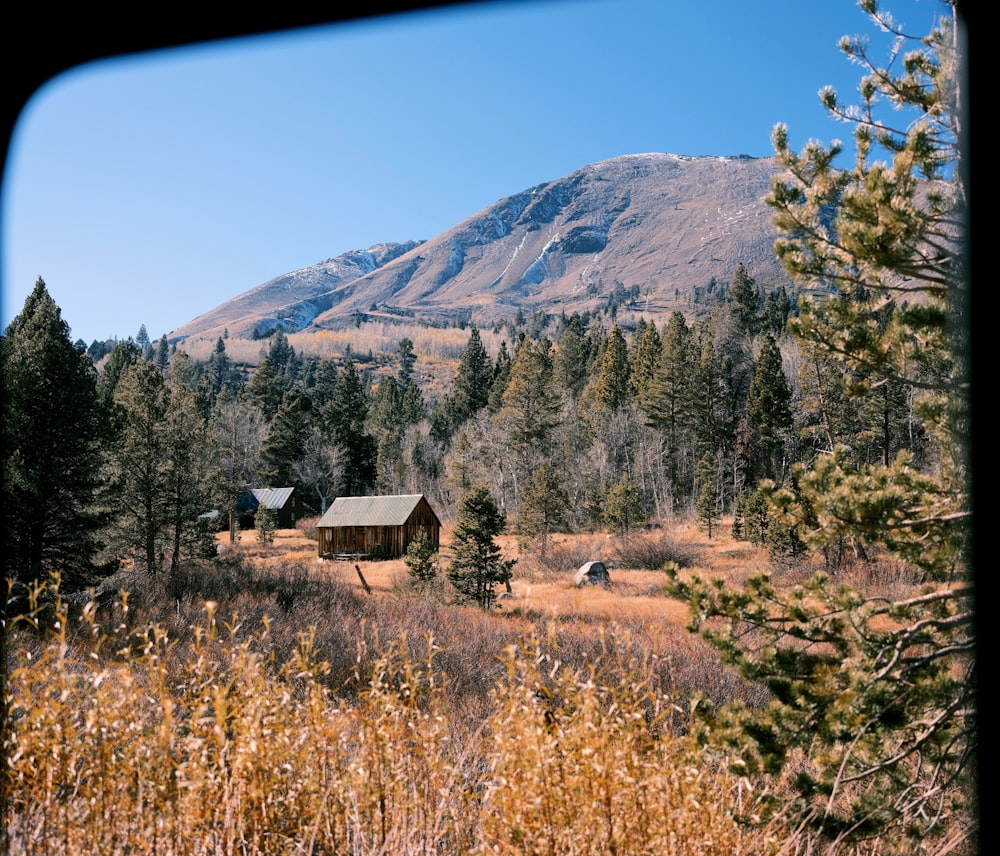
xmin=169 ymin=153 xmax=790 ymax=343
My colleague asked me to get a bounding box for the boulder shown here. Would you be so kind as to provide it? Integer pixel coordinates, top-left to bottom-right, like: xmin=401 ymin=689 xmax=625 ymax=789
xmin=574 ymin=560 xmax=610 ymax=587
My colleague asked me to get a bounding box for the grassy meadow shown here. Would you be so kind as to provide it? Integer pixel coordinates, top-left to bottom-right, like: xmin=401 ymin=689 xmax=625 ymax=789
xmin=3 ymin=519 xmax=967 ymax=855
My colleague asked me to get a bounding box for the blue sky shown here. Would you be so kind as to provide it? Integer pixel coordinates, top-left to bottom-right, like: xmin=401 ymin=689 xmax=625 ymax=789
xmin=1 ymin=0 xmax=936 ymax=345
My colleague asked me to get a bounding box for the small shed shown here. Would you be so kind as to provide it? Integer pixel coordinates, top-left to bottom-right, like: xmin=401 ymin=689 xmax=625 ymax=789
xmin=574 ymin=560 xmax=611 ymax=587
xmin=236 ymin=487 xmax=304 ymax=530
xmin=317 ymin=494 xmax=441 ymax=560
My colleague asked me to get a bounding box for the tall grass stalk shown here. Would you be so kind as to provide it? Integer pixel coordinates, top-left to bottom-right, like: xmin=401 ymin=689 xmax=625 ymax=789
xmin=4 ymin=583 xmax=781 ymax=855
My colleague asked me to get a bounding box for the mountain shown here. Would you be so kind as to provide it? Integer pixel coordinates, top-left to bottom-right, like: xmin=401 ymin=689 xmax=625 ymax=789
xmin=169 ymin=153 xmax=791 ymax=342
xmin=168 ymin=241 xmax=423 ymax=342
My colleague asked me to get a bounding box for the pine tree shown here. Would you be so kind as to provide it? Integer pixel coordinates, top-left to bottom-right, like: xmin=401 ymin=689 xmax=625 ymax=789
xmin=265 ymin=328 xmax=296 ymax=382
xmin=630 ymin=319 xmax=662 ymax=405
xmin=857 ymin=360 xmax=916 ymax=467
xmin=449 ymin=327 xmax=493 ymax=427
xmin=799 ymin=307 xmax=920 ymax=472
xmin=711 ymin=308 xmax=756 ymax=460
xmin=244 ymin=356 xmax=286 ymax=420
xmin=487 ymin=339 xmax=513 ymax=412
xmin=447 ymin=485 xmax=515 ymax=609
xmin=259 ymin=389 xmax=314 ymax=489
xmin=733 ymin=488 xmax=770 ymax=545
xmin=496 ymin=338 xmax=559 ymax=463
xmin=746 ymin=334 xmax=793 ymax=482
xmin=400 ymin=382 xmax=426 ymax=425
xmin=728 ymin=262 xmax=760 ymax=338
xmin=603 ymin=472 xmax=643 ymax=537
xmin=592 ymin=324 xmax=631 ymax=412
xmin=396 ymin=337 xmax=417 ymax=390
xmin=668 ymin=4 xmax=973 ymax=848
xmin=796 ymin=338 xmax=864 ymax=457
xmin=640 ymin=311 xmax=694 ymax=492
xmin=2 ymin=278 xmax=106 ymax=590
xmin=97 ymin=339 xmax=142 ymax=411
xmin=404 ymin=527 xmax=440 ymax=591
xmin=553 ymin=314 xmax=591 ymax=399
xmin=163 ymin=353 xmax=211 ymax=572
xmin=765 ymin=0 xmax=967 ymax=580
xmin=320 ymin=359 xmax=375 ymax=495
xmin=104 ymin=360 xmax=172 ymax=573
xmin=686 ymin=311 xmax=756 ymax=511
xmin=369 ymin=376 xmax=406 ymax=493
xmin=694 ymin=452 xmax=721 ymax=539
xmin=760 ymin=287 xmax=792 ymax=337
xmin=154 ymin=334 xmax=170 ymax=375
xmin=306 ymin=357 xmax=339 ymax=409
xmin=254 ymin=505 xmax=277 ymax=543
xmin=517 ymin=462 xmax=569 ymax=554
xmin=204 ymin=336 xmax=237 ymax=400
xmin=639 ymin=312 xmax=694 ymax=434
xmin=690 ymin=333 xmax=723 ymax=460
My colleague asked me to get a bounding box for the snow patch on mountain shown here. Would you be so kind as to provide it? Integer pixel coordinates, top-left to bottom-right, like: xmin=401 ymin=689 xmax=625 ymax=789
xmin=444 ymin=240 xmax=465 ymax=279
xmin=521 ymin=234 xmax=561 ymax=286
xmin=489 ymin=233 xmax=529 ymax=289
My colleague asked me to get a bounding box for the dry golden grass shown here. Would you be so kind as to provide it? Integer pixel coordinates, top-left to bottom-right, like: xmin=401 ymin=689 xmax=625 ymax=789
xmin=4 ymin=518 xmax=964 ymax=855
xmin=4 ymin=582 xmax=779 ymax=855
xmin=226 ymin=520 xmax=761 ymax=624
xmin=177 ymin=322 xmax=510 ymax=397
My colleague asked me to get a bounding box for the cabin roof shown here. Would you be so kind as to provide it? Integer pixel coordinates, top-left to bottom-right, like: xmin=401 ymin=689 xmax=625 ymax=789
xmin=317 ymin=494 xmax=439 ymax=528
xmin=252 ymin=487 xmax=296 ymax=510
xmin=237 ymin=487 xmax=296 ymax=512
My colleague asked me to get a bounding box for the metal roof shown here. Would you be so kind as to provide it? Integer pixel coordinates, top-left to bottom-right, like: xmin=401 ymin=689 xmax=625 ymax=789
xmin=317 ymin=494 xmax=436 ymax=528
xmin=252 ymin=487 xmax=296 ymax=510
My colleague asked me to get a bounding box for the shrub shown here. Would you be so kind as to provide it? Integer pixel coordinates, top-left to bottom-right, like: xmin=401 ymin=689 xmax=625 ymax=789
xmin=516 ymin=535 xmax=608 ymax=582
xmin=295 ymin=515 xmax=321 ymax=541
xmin=611 ymin=529 xmax=700 ymax=570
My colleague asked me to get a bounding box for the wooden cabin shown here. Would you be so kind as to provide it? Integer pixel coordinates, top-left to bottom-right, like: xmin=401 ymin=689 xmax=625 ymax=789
xmin=317 ymin=494 xmax=441 ymax=560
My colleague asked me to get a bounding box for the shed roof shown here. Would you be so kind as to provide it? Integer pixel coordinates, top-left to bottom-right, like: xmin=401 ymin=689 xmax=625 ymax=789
xmin=317 ymin=494 xmax=438 ymax=528
xmin=249 ymin=487 xmax=296 ymax=511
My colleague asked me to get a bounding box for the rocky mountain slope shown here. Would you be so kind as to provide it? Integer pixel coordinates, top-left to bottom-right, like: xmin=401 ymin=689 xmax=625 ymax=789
xmin=169 ymin=153 xmax=791 ymax=342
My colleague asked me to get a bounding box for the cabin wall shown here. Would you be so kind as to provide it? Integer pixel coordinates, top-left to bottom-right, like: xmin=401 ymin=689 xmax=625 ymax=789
xmin=275 ymin=495 xmax=304 ymax=529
